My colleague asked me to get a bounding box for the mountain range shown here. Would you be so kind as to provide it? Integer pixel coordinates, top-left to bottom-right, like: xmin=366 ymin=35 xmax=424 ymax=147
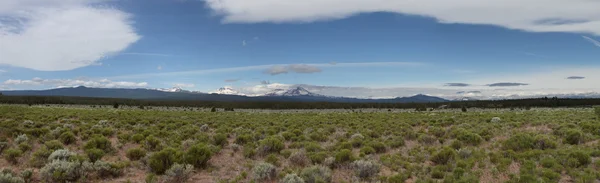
xmin=0 ymin=86 xmax=449 ymax=103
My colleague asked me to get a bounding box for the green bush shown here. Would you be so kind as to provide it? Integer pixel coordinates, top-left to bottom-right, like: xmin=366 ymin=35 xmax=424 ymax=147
xmin=84 ymin=136 xmax=112 ymax=152
xmin=131 ymin=134 xmax=144 ymax=143
xmin=431 ymin=147 xmax=456 ymax=165
xmin=503 ymin=133 xmax=535 ymax=151
xmin=59 ymin=132 xmax=77 ymax=145
xmin=369 ymin=142 xmax=387 ymax=153
xmin=309 ymin=152 xmax=327 ymax=165
xmin=212 ymin=133 xmax=228 ymax=147
xmin=335 ymin=149 xmax=354 ymax=164
xmin=94 ymin=160 xmax=125 ymax=178
xmin=48 ymin=149 xmax=77 ymax=161
xmin=360 ymin=146 xmax=376 ymax=157
xmin=387 ymin=173 xmax=409 ymax=183
xmin=148 ymin=148 xmax=181 ymax=174
xmin=595 ymin=107 xmax=600 ymax=118
xmin=300 ymin=165 xmax=332 ymax=183
xmin=44 ymin=140 xmax=64 ymax=151
xmin=258 ymin=137 xmax=284 ymax=155
xmin=86 ymin=148 xmax=105 ymax=162
xmin=565 ymin=129 xmax=584 ymax=145
xmin=185 ymin=144 xmax=212 ymax=168
xmin=144 ymin=135 xmax=162 ymax=151
xmin=4 ymin=148 xmax=22 ymax=164
xmin=265 ymin=154 xmax=279 ymax=165
xmin=30 ymin=147 xmax=52 ymax=167
xmin=457 ymin=132 xmax=483 ymax=146
xmin=567 ymin=151 xmax=591 ymax=168
xmin=40 ymin=160 xmax=86 ymax=182
xmin=18 ymin=143 xmax=31 ymax=152
xmin=235 ymin=134 xmax=252 ymax=145
xmin=387 ymin=137 xmax=405 ymax=148
xmin=289 ymin=150 xmax=310 ymax=166
xmin=126 ymin=148 xmax=146 ymax=161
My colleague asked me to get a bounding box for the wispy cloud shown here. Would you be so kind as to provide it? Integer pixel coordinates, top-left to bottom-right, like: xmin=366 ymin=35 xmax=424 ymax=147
xmin=224 ymin=79 xmax=241 ymax=82
xmin=263 ymin=64 xmax=322 ymax=75
xmin=582 ymin=36 xmax=600 ymax=47
xmin=3 ymin=77 xmax=148 ymax=88
xmin=157 ymin=66 xmax=162 ymax=70
xmin=112 ymin=62 xmax=425 ymax=79
xmin=566 ymin=76 xmax=585 ymax=80
xmin=173 ymin=83 xmax=195 ymax=88
xmin=242 ymin=40 xmax=247 ymax=46
xmin=456 ymin=91 xmax=481 ymax=94
xmin=444 ymin=83 xmax=471 ymax=87
xmin=0 ymin=69 xmax=6 ymax=73
xmin=121 ymin=52 xmax=176 ymax=57
xmin=487 ymin=82 xmax=529 ymax=87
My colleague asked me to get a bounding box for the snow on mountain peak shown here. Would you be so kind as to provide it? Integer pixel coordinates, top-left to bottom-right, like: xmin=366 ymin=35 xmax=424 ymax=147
xmin=211 ymin=86 xmax=241 ymax=95
xmin=156 ymin=87 xmax=183 ymax=92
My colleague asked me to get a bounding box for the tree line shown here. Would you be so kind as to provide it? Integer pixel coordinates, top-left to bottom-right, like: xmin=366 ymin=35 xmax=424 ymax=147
xmin=0 ymin=95 xmax=598 ymax=109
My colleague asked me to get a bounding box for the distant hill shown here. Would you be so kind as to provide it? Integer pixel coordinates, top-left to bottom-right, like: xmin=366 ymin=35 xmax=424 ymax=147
xmin=0 ymin=86 xmax=448 ymax=103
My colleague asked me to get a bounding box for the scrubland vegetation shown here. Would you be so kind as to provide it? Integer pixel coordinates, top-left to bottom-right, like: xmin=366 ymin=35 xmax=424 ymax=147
xmin=0 ymin=106 xmax=599 ymax=182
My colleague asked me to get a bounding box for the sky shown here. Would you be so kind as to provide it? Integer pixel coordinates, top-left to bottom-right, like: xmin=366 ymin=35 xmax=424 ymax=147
xmin=0 ymin=0 xmax=599 ymax=98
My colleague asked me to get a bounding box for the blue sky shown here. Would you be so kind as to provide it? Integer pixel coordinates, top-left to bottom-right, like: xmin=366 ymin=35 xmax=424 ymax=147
xmin=1 ymin=0 xmax=599 ymax=97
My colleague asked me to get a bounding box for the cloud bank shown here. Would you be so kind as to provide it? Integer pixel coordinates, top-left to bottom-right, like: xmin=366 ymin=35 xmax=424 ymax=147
xmin=204 ymin=0 xmax=600 ymax=35
xmin=263 ymin=64 xmax=322 ymax=75
xmin=444 ymin=83 xmax=470 ymax=87
xmin=487 ymin=82 xmax=529 ymax=87
xmin=566 ymin=76 xmax=585 ymax=80
xmin=0 ymin=0 xmax=140 ymax=71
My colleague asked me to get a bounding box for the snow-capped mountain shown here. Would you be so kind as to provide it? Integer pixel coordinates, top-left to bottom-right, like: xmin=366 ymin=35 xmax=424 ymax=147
xmin=210 ymin=86 xmax=242 ymax=95
xmin=155 ymin=87 xmax=184 ymax=92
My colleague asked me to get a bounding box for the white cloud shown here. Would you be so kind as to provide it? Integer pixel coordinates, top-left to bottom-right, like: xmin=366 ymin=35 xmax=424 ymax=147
xmin=157 ymin=66 xmax=162 ymax=70
xmin=242 ymin=40 xmax=247 ymax=46
xmin=121 ymin=52 xmax=175 ymax=57
xmin=204 ymin=0 xmax=600 ymax=35
xmin=173 ymin=83 xmax=195 ymax=88
xmin=3 ymin=77 xmax=148 ymax=88
xmin=582 ymin=36 xmax=600 ymax=47
xmin=0 ymin=69 xmax=6 ymax=73
xmin=0 ymin=0 xmax=140 ymax=71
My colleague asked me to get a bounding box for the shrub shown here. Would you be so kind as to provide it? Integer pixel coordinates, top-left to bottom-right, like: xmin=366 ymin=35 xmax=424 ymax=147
xmin=289 ymin=150 xmax=311 ymax=166
xmin=212 ymin=133 xmax=228 ymax=147
xmin=48 ymin=149 xmax=77 ymax=161
xmin=534 ymin=135 xmax=557 ymax=150
xmin=491 ymin=117 xmax=501 ymax=123
xmin=44 ymin=140 xmax=64 ymax=151
xmin=388 ymin=173 xmax=409 ymax=183
xmin=59 ymin=132 xmax=77 ymax=145
xmin=200 ymin=124 xmax=210 ymax=132
xmin=144 ymin=135 xmax=162 ymax=151
xmin=131 ymin=134 xmax=144 ymax=143
xmin=431 ymin=147 xmax=456 ymax=165
xmin=149 ymin=148 xmax=181 ymax=174
xmin=252 ymin=162 xmax=276 ymax=181
xmin=185 ymin=144 xmax=212 ymax=168
xmin=18 ymin=143 xmax=31 ymax=152
xmin=235 ymin=134 xmax=252 ymax=145
xmin=145 ymin=173 xmax=158 ymax=183
xmin=360 ymin=146 xmax=376 ymax=157
xmin=387 ymin=137 xmax=405 ymax=148
xmin=86 ymin=148 xmax=105 ymax=162
xmin=94 ymin=160 xmax=125 ymax=178
xmin=20 ymin=169 xmax=32 ymax=183
xmin=323 ymin=157 xmax=335 ymax=168
xmin=564 ymin=129 xmax=584 ymax=145
xmin=40 ymin=160 xmax=86 ymax=182
xmin=126 ymin=148 xmax=146 ymax=161
xmin=84 ymin=136 xmax=112 ymax=152
xmin=309 ymin=152 xmax=327 ymax=165
xmin=369 ymin=142 xmax=387 ymax=153
xmin=0 ymin=171 xmax=25 ymax=183
xmin=568 ymin=151 xmax=591 ymax=168
xmin=418 ymin=134 xmax=437 ymax=145
xmin=14 ymin=134 xmax=28 ymax=144
xmin=595 ymin=107 xmax=600 ymax=118
xmin=503 ymin=133 xmax=535 ymax=151
xmin=352 ymin=160 xmax=380 ymax=180
xmin=457 ymin=132 xmax=483 ymax=146
xmin=258 ymin=137 xmax=284 ymax=155
xmin=164 ymin=163 xmax=194 ymax=182
xmin=281 ymin=173 xmax=305 ymax=183
xmin=30 ymin=147 xmax=52 ymax=168
xmin=4 ymin=148 xmax=22 ymax=164
xmin=301 ymin=165 xmax=332 ymax=183
xmin=461 ymin=106 xmax=467 ymax=112
xmin=243 ymin=144 xmax=256 ymax=158
xmin=335 ymin=149 xmax=354 ymax=164
xmin=350 ymin=133 xmax=364 ymax=140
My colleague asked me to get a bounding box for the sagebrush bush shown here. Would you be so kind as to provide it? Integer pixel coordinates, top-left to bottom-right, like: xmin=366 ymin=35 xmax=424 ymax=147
xmin=491 ymin=117 xmax=501 ymax=123
xmin=86 ymin=148 xmax=105 ymax=162
xmin=20 ymin=169 xmax=32 ymax=183
xmin=457 ymin=132 xmax=483 ymax=146
xmin=14 ymin=134 xmax=28 ymax=144
xmin=301 ymin=165 xmax=332 ymax=183
xmin=18 ymin=143 xmax=31 ymax=152
xmin=564 ymin=129 xmax=584 ymax=145
xmin=289 ymin=150 xmax=311 ymax=166
xmin=149 ymin=148 xmax=181 ymax=174
xmin=48 ymin=149 xmax=77 ymax=161
xmin=59 ymin=131 xmax=77 ymax=145
xmin=94 ymin=160 xmax=125 ymax=178
xmin=595 ymin=107 xmax=600 ymax=118
xmin=44 ymin=140 xmax=64 ymax=151
xmin=131 ymin=134 xmax=145 ymax=143
xmin=335 ymin=149 xmax=354 ymax=164
xmin=503 ymin=133 xmax=535 ymax=151
xmin=185 ymin=144 xmax=212 ymax=168
xmin=252 ymin=162 xmax=276 ymax=181
xmin=309 ymin=152 xmax=327 ymax=165
xmin=4 ymin=148 xmax=22 ymax=164
xmin=258 ymin=137 xmax=284 ymax=155
xmin=431 ymin=147 xmax=456 ymax=165
xmin=280 ymin=173 xmax=305 ymax=183
xmin=360 ymin=146 xmax=376 ymax=157
xmin=352 ymin=160 xmax=380 ymax=180
xmin=164 ymin=163 xmax=194 ymax=182
xmin=0 ymin=171 xmax=25 ymax=183
xmin=84 ymin=136 xmax=112 ymax=152
xmin=567 ymin=151 xmax=591 ymax=167
xmin=30 ymin=147 xmax=52 ymax=168
xmin=40 ymin=160 xmax=87 ymax=182
xmin=144 ymin=135 xmax=162 ymax=151
xmin=212 ymin=133 xmax=228 ymax=147
xmin=126 ymin=148 xmax=146 ymax=161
